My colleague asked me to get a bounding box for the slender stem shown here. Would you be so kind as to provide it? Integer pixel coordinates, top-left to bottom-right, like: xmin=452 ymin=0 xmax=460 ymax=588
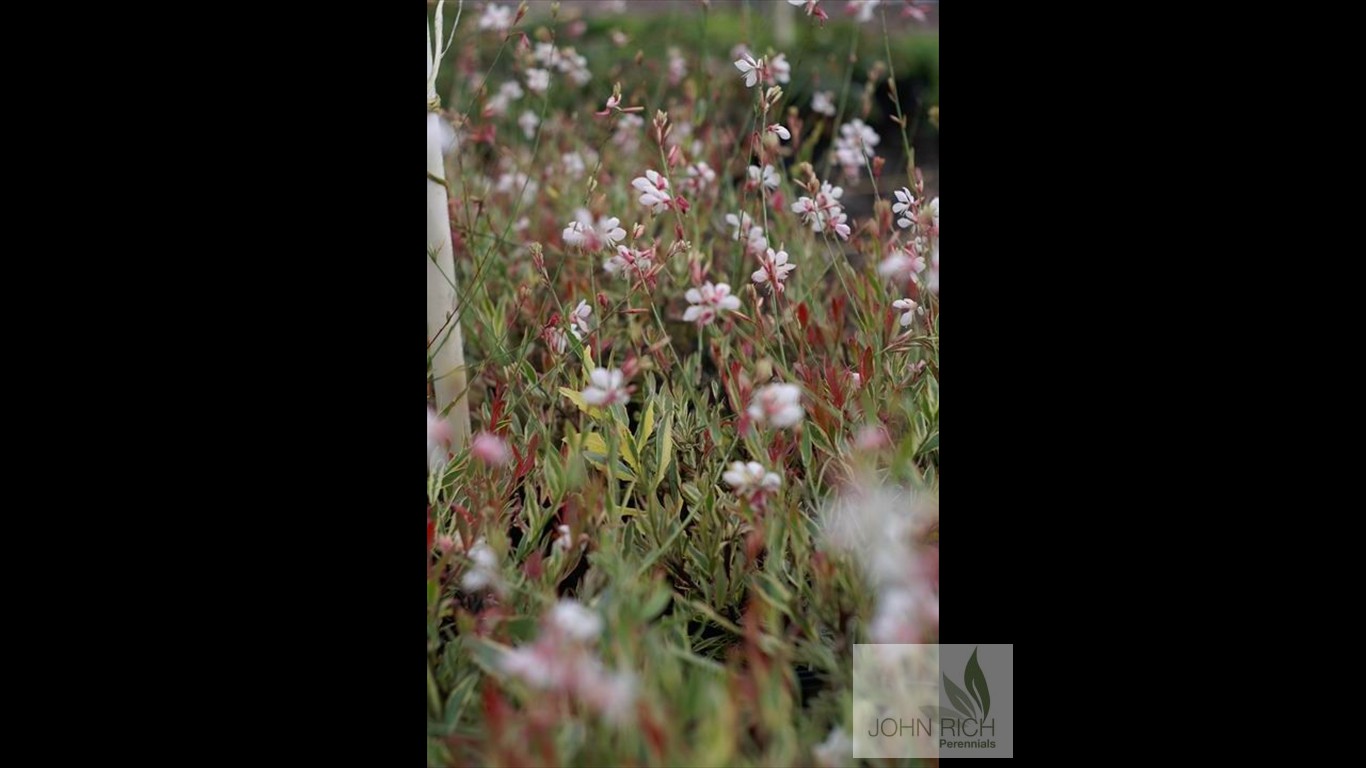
xmin=698 ymin=322 xmax=706 ymax=389
xmin=881 ymin=6 xmax=917 ymax=177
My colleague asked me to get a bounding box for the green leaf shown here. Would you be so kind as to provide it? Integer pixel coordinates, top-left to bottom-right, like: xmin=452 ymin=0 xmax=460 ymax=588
xmin=637 ymin=398 xmax=656 ymax=447
xmin=617 ymin=420 xmax=641 ymax=472
xmin=642 ymin=585 xmax=673 ymax=620
xmin=443 ymin=675 xmax=479 ymax=728
xmin=505 ymin=616 xmax=539 ymax=643
xmin=574 ymin=432 xmax=638 ymax=481
xmin=582 ymin=432 xmax=609 ymax=456
xmin=654 ymin=411 xmax=673 ymax=490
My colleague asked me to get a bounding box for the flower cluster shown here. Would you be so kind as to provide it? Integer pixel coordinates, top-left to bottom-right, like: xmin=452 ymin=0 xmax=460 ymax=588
xmin=581 ymin=367 xmax=631 ymax=407
xmin=500 ymin=600 xmax=637 ymax=724
xmin=833 ymin=118 xmax=880 ymax=179
xmin=683 ymin=282 xmax=741 ymax=325
xmin=752 ymin=248 xmax=796 ymax=293
xmin=631 ymin=169 xmax=673 ymax=213
xmin=563 ymin=210 xmax=627 ymax=252
xmin=604 ymin=244 xmax=655 ymax=282
xmin=724 ymin=461 xmax=782 ymax=505
xmin=791 ymin=181 xmax=851 ymax=240
xmin=748 ymin=383 xmax=804 ymax=428
xmin=821 ymin=486 xmax=939 ymax=644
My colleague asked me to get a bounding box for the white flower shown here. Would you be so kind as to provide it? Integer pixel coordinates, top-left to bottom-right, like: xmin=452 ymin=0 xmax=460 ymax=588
xmin=631 ymin=169 xmax=672 ymax=213
xmin=582 ymin=367 xmax=629 ymax=407
xmin=560 ymin=49 xmax=585 ymax=77
xmin=562 ymin=151 xmax=586 ymax=177
xmin=683 ymin=281 xmax=741 ymax=325
xmin=471 ymin=432 xmax=512 ymax=466
xmin=478 ymin=3 xmax=513 ymax=33
xmin=870 ymin=585 xmax=935 ymax=644
xmin=752 ymin=248 xmax=796 ymax=293
xmin=518 ymin=110 xmax=539 ymax=139
xmin=748 ymin=164 xmax=779 ymax=190
xmin=494 ymin=171 xmax=537 ymax=203
xmin=550 ymin=600 xmax=603 ymax=642
xmin=460 ymin=539 xmax=502 ymax=592
xmin=795 ymin=181 xmax=849 ymax=238
xmin=501 ymin=601 xmax=639 ymax=727
xmin=604 ymin=245 xmax=653 ymax=279
xmin=725 ymin=211 xmax=754 ymax=240
xmin=848 ymin=0 xmax=883 ymax=24
xmin=501 ymin=645 xmax=560 ymax=688
xmin=488 ymin=80 xmax=524 ymax=115
xmin=586 ymin=670 xmax=637 ymax=725
xmin=746 ymin=227 xmax=769 ymax=257
xmin=827 ymin=209 xmax=851 ymax=240
xmin=686 ymin=161 xmax=716 ymax=190
xmin=878 ymin=250 xmax=926 ymax=282
xmin=769 ymin=53 xmax=791 ymax=84
xmin=768 ymin=123 xmax=792 ymax=141
xmin=525 ymin=68 xmax=550 ymax=94
xmin=820 ymin=486 xmax=938 ymax=644
xmin=614 ymin=112 xmax=644 ymax=154
xmin=553 ymin=524 xmax=577 ymax=553
xmin=561 ymin=220 xmax=588 ymax=248
xmin=811 ymin=90 xmax=836 ymax=116
xmin=546 ymin=326 xmax=569 ymax=355
xmin=563 ymin=211 xmax=626 ymax=252
xmin=734 ymin=53 xmax=762 ymax=88
xmin=788 ymin=0 xmax=819 ymax=14
xmin=568 ymin=299 xmax=593 ymax=337
xmin=533 ymin=42 xmax=560 ymax=68
xmin=668 ymin=48 xmax=688 ymax=85
xmin=893 ymin=298 xmax=918 ymax=327
xmin=723 ymin=461 xmax=782 ymax=497
xmin=893 ymin=187 xmax=915 ymax=228
xmin=842 ymin=118 xmax=880 ymax=153
xmin=748 ymin=383 xmax=804 ymax=428
xmin=833 ymin=119 xmax=880 ymax=178
xmin=569 ymin=66 xmax=591 ymax=87
xmin=929 ymin=196 xmax=939 ymax=231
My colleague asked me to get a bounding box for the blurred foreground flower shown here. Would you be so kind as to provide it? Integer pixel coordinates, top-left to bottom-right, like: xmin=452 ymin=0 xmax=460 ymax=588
xmin=471 ymin=432 xmax=511 ymax=466
xmin=821 ymin=485 xmax=938 ymax=643
xmin=500 ymin=599 xmax=637 ymax=725
xmin=748 ymin=383 xmax=805 ymax=428
xmin=724 ymin=461 xmax=782 ymax=505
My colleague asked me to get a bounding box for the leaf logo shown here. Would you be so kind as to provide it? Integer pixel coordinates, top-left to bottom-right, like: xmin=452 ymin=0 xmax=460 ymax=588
xmin=940 ymin=647 xmax=990 ymax=721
